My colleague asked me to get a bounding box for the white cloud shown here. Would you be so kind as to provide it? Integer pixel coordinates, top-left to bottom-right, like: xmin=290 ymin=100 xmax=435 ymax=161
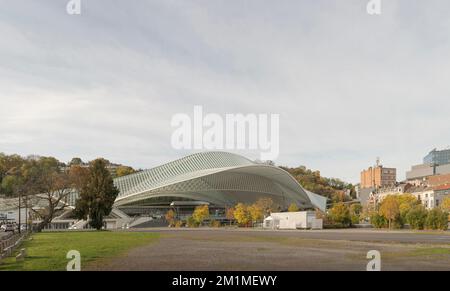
xmin=1 ymin=0 xmax=450 ymax=182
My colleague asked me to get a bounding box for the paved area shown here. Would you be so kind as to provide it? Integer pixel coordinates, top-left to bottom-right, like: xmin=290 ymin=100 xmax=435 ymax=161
xmin=88 ymin=228 xmax=450 ymax=271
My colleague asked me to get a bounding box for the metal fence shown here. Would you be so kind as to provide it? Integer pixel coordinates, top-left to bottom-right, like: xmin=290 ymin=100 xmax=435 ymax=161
xmin=0 ymin=232 xmax=29 ymax=259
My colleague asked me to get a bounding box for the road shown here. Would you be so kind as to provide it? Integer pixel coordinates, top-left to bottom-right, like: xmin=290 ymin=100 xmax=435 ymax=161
xmin=88 ymin=228 xmax=450 ymax=271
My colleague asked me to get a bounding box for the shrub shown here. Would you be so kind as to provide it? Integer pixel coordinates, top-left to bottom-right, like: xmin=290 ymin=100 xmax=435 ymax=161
xmin=328 ymin=203 xmax=351 ymax=227
xmin=186 ymin=216 xmax=199 ymax=228
xmin=371 ymin=213 xmax=388 ymax=229
xmin=209 ymin=220 xmax=221 ymax=228
xmin=406 ymin=206 xmax=428 ymax=230
xmin=288 ymin=203 xmax=300 ymax=212
xmin=426 ymin=208 xmax=449 ymax=230
xmin=174 ymin=220 xmax=184 ymax=228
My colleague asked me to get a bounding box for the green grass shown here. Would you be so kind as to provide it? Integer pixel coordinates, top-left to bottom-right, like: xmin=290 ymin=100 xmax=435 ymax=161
xmin=0 ymin=231 xmax=159 ymax=271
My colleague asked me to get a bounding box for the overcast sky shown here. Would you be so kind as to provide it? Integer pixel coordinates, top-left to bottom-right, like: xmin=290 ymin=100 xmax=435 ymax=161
xmin=1 ymin=0 xmax=450 ymax=183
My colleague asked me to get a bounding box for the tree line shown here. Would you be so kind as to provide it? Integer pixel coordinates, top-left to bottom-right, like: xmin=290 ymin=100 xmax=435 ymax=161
xmin=281 ymin=166 xmax=356 ymax=203
xmin=164 ymin=198 xmax=304 ymax=228
xmin=326 ymin=195 xmax=450 ymax=230
xmin=0 ymin=153 xmax=124 ymax=231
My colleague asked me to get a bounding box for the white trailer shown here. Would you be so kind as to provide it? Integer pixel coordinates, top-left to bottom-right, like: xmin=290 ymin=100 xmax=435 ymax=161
xmin=264 ymin=211 xmax=323 ymax=230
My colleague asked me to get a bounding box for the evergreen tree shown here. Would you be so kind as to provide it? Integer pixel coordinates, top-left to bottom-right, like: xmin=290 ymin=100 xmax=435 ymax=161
xmin=75 ymin=159 xmax=119 ymax=230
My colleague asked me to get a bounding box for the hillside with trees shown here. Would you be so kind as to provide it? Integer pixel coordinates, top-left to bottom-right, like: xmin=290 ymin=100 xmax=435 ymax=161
xmin=0 ymin=153 xmax=136 ymax=198
xmin=281 ymin=166 xmax=356 ymax=203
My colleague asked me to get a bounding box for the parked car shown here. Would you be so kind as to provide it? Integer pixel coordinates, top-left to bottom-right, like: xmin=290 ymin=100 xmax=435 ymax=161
xmin=3 ymin=224 xmax=16 ymax=232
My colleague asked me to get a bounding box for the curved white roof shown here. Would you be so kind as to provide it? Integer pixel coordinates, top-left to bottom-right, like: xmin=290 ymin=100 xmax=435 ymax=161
xmin=113 ymin=152 xmax=327 ymax=211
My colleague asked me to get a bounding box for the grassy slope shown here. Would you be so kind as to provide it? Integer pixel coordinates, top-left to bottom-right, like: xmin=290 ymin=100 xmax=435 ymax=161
xmin=0 ymin=231 xmax=159 ymax=271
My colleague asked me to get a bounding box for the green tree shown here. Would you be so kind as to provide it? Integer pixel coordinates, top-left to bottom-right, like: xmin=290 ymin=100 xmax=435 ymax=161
xmin=186 ymin=216 xmax=199 ymax=228
xmin=397 ymin=194 xmax=419 ymax=225
xmin=328 ymin=203 xmax=351 ymax=226
xmin=288 ymin=203 xmax=300 ymax=212
xmin=74 ymin=159 xmax=119 ymax=230
xmin=349 ymin=203 xmax=363 ymax=225
xmin=370 ymin=212 xmax=388 ymax=228
xmin=406 ymin=205 xmax=428 ymax=230
xmin=1 ymin=175 xmax=22 ymax=196
xmin=426 ymin=208 xmax=449 ymax=230
xmin=379 ymin=196 xmax=400 ymax=229
xmin=69 ymin=157 xmax=83 ymax=166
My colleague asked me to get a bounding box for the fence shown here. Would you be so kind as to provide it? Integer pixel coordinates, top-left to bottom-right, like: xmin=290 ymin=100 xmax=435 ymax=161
xmin=0 ymin=232 xmax=29 ymax=260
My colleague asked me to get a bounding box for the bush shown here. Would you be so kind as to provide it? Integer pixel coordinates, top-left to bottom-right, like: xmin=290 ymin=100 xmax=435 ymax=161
xmin=371 ymin=213 xmax=388 ymax=229
xmin=328 ymin=203 xmax=351 ymax=227
xmin=209 ymin=220 xmax=221 ymax=228
xmin=186 ymin=216 xmax=199 ymax=228
xmin=174 ymin=220 xmax=184 ymax=228
xmin=426 ymin=208 xmax=449 ymax=230
xmin=406 ymin=206 xmax=427 ymax=230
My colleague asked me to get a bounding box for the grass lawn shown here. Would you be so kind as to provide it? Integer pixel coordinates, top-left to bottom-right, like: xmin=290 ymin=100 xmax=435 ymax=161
xmin=0 ymin=231 xmax=160 ymax=271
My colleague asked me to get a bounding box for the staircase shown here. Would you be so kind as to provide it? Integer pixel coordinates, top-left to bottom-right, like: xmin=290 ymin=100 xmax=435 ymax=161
xmin=131 ymin=218 xmax=168 ymax=228
xmin=69 ymin=219 xmax=88 ymax=230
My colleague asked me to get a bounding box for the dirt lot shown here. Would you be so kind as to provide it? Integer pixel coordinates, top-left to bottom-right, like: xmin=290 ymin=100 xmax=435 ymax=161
xmin=88 ymin=228 xmax=450 ymax=271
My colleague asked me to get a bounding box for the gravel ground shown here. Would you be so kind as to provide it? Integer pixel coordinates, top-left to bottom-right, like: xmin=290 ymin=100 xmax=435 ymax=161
xmin=87 ymin=228 xmax=450 ymax=271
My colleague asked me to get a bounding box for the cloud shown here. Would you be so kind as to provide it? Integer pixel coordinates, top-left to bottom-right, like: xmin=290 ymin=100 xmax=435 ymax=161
xmin=1 ymin=0 xmax=450 ymax=183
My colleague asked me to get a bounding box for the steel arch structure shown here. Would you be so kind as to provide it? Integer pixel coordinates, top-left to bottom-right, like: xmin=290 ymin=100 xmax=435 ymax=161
xmin=113 ymin=152 xmax=327 ymax=211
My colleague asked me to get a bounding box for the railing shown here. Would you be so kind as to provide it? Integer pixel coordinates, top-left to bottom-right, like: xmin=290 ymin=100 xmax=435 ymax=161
xmin=0 ymin=232 xmax=29 ymax=259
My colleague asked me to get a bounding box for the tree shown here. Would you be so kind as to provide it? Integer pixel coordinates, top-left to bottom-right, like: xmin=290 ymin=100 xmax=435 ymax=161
xmin=350 ymin=203 xmax=363 ymax=225
xmin=225 ymin=207 xmax=235 ymax=226
xmin=328 ymin=203 xmax=351 ymax=226
xmin=406 ymin=205 xmax=428 ymax=230
xmin=186 ymin=216 xmax=198 ymax=228
xmin=248 ymin=203 xmax=264 ymax=225
xmin=441 ymin=197 xmax=450 ymax=213
xmin=192 ymin=205 xmax=209 ymax=225
xmin=379 ymin=196 xmax=400 ymax=229
xmin=426 ymin=208 xmax=449 ymax=230
xmin=254 ymin=197 xmax=276 ymax=216
xmin=370 ymin=212 xmax=388 ymax=228
xmin=1 ymin=175 xmax=21 ymax=196
xmin=69 ymin=157 xmax=83 ymax=166
xmin=116 ymin=166 xmax=136 ymax=177
xmin=288 ymin=203 xmax=300 ymax=212
xmin=165 ymin=209 xmax=176 ymax=227
xmin=74 ymin=159 xmax=119 ymax=230
xmin=68 ymin=165 xmax=89 ymax=192
xmin=21 ymin=156 xmax=74 ymax=232
xmin=233 ymin=203 xmax=251 ymax=226
xmin=397 ymin=194 xmax=419 ymax=224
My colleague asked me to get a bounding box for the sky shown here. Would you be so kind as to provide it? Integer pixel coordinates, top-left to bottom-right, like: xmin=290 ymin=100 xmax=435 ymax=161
xmin=1 ymin=0 xmax=450 ymax=183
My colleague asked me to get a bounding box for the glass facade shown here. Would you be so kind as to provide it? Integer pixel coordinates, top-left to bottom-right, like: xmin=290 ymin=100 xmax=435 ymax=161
xmin=423 ymin=149 xmax=450 ymax=166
